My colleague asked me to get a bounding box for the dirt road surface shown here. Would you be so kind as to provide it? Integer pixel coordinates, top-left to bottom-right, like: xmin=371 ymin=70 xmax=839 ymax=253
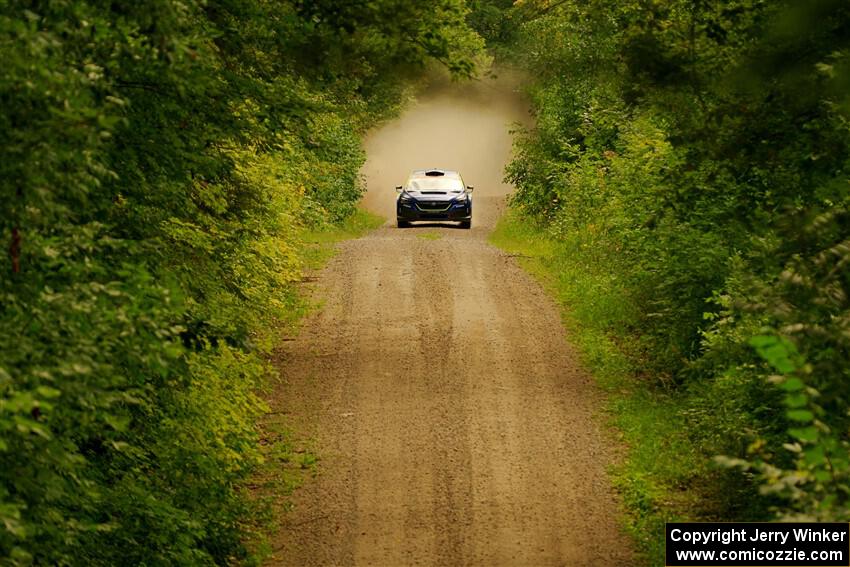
xmin=267 ymin=73 xmax=633 ymax=566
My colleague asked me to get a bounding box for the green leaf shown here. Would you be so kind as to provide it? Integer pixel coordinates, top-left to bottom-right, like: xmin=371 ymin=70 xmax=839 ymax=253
xmin=814 ymin=470 xmax=832 ymax=483
xmin=789 ymin=427 xmax=819 ymax=443
xmin=103 ymin=414 xmax=130 ymax=432
xmin=803 ymin=445 xmax=826 ymax=466
xmin=784 ymin=392 xmax=808 ymax=408
xmin=786 ymin=409 xmax=814 ymax=422
xmin=35 ymin=386 xmax=61 ymax=399
xmin=750 ymin=335 xmax=799 ymax=374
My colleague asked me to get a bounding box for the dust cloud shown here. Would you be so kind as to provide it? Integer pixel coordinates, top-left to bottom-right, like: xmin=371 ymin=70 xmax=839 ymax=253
xmin=360 ymin=70 xmax=531 ymax=224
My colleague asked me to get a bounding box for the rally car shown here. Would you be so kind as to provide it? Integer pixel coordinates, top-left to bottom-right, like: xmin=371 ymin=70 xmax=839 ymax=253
xmin=396 ymin=169 xmax=473 ymax=229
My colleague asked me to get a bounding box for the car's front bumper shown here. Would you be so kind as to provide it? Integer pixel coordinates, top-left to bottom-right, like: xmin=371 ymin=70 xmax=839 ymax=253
xmin=397 ymin=201 xmax=471 ymax=221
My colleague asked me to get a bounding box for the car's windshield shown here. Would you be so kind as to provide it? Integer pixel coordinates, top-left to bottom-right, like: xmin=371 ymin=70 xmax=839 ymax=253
xmin=407 ymin=177 xmax=464 ymax=191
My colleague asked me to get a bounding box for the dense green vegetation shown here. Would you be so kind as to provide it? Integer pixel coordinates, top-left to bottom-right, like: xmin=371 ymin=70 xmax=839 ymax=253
xmin=488 ymin=0 xmax=850 ymax=559
xmin=0 ymin=1 xmax=483 ymax=563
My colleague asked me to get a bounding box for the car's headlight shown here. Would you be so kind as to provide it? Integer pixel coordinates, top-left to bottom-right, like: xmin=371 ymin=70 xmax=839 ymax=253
xmin=453 ymin=192 xmax=468 ymax=203
xmin=399 ymin=192 xmax=415 ymax=203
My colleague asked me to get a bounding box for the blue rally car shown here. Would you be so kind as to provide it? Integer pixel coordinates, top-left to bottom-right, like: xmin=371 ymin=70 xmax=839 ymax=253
xmin=396 ymin=169 xmax=473 ymax=229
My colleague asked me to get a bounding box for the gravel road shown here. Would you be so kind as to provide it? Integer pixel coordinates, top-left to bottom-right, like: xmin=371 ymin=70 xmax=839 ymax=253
xmin=266 ymin=73 xmax=633 ymax=566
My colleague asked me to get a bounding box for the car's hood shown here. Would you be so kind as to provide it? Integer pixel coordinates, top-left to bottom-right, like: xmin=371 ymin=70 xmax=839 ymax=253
xmin=400 ymin=191 xmax=464 ymax=202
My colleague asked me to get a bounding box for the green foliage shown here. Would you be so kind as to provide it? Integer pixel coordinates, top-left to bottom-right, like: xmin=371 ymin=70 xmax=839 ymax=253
xmin=719 ymin=332 xmax=850 ymax=521
xmin=466 ymin=0 xmax=518 ymax=53
xmin=504 ymin=0 xmax=850 ymax=555
xmin=0 ymin=1 xmax=483 ymax=563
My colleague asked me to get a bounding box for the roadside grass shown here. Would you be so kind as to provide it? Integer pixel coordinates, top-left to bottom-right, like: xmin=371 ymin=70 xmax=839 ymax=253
xmin=247 ymin=207 xmax=383 ymax=562
xmin=246 ymin=418 xmax=320 ymax=565
xmin=273 ymin=208 xmax=386 ymax=331
xmin=490 ymin=210 xmax=707 ymax=565
xmin=300 ymin=208 xmax=386 ymax=270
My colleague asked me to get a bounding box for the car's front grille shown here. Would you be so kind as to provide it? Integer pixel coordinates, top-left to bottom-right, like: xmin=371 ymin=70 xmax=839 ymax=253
xmin=417 ymin=201 xmax=450 ymax=211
